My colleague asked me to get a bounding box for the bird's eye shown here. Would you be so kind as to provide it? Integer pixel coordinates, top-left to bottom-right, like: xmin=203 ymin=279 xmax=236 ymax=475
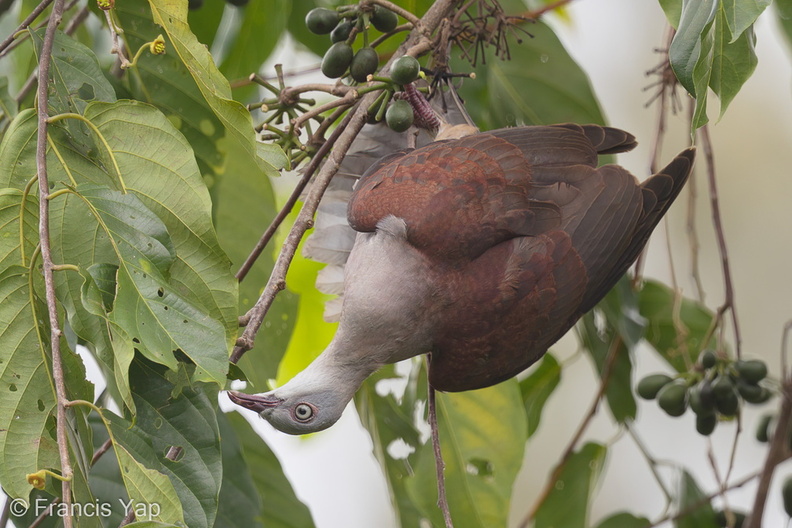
xmin=293 ymin=403 xmax=315 ymax=422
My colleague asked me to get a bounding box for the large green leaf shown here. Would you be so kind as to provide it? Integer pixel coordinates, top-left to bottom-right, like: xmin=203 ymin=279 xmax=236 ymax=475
xmin=454 ymin=20 xmax=606 ymax=130
xmin=145 ymin=0 xmax=287 ymax=175
xmin=709 ymin=6 xmax=758 ymax=119
xmin=0 ymin=266 xmax=59 ymax=499
xmin=722 ymin=0 xmax=770 ymax=41
xmin=519 ymin=352 xmax=561 ymax=438
xmin=226 ymin=412 xmax=315 ymax=528
xmin=214 ymin=412 xmax=264 ymax=528
xmin=356 ymin=363 xmax=426 ymax=526
xmin=128 ymin=360 xmax=222 ymax=528
xmin=534 ymin=442 xmax=608 ymax=528
xmin=407 ymin=380 xmax=527 ymax=528
xmin=0 ymin=187 xmax=37 ymax=270
xmin=638 ymin=280 xmax=715 ymax=373
xmin=670 ymin=0 xmax=717 ymax=96
xmin=674 ymin=470 xmax=718 ymax=528
xmin=219 ymin=0 xmax=290 ymax=96
xmin=776 ymin=0 xmax=792 ymax=49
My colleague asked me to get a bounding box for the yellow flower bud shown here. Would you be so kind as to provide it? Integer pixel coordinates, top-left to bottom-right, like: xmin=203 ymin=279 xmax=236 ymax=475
xmin=150 ymin=35 xmax=166 ymax=55
xmin=26 ymin=470 xmax=47 ymax=490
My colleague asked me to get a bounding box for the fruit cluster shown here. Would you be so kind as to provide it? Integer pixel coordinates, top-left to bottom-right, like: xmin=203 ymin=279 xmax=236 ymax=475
xmin=306 ymin=5 xmax=398 ymax=82
xmin=637 ymin=350 xmax=771 ymax=436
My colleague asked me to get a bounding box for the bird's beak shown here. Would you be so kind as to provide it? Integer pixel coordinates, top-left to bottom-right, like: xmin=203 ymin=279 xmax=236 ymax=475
xmin=227 ymin=391 xmax=281 ymax=413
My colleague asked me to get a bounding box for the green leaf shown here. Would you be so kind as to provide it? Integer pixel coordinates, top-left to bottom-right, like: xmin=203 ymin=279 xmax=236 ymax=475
xmin=578 ymin=312 xmax=636 ymax=423
xmin=638 ymin=279 xmax=715 ymax=373
xmin=519 ymin=353 xmax=561 ymax=438
xmin=356 ymin=363 xmax=425 ymax=526
xmin=659 ymin=0 xmax=683 ymax=28
xmin=722 ymin=0 xmax=770 ymax=41
xmin=0 ymin=77 xmax=18 ymax=131
xmin=674 ymin=470 xmax=719 ymax=528
xmin=776 ymin=0 xmax=792 ymax=49
xmin=187 ymin=0 xmax=227 ymax=46
xmin=709 ymin=8 xmax=758 ymax=119
xmin=0 ymin=266 xmax=59 ymax=500
xmin=594 ymin=512 xmax=651 ymax=528
xmin=226 ymin=411 xmax=315 ymax=528
xmin=534 ymin=442 xmax=608 ymax=528
xmin=128 ymin=359 xmax=222 ymax=528
xmin=0 ymin=187 xmax=37 ymax=270
xmin=454 ymin=21 xmax=606 ymax=129
xmin=213 ymin=137 xmax=297 ymax=388
xmin=89 ymin=415 xmax=131 ymax=526
xmin=669 ymin=0 xmax=717 ymax=95
xmin=219 ymin=0 xmax=290 ymax=98
xmin=214 ymin=412 xmax=264 ymax=528
xmin=407 ymin=380 xmax=527 ymax=528
xmin=145 ymin=0 xmax=286 ymax=175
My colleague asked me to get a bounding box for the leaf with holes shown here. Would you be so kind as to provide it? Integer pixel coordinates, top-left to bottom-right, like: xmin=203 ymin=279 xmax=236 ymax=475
xmin=406 ymin=379 xmax=527 ymax=528
xmin=128 ymin=359 xmax=222 ymax=528
xmin=0 ymin=266 xmax=59 ymax=499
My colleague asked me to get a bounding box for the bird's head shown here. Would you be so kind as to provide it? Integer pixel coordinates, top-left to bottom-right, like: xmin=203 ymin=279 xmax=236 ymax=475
xmin=228 ymin=385 xmax=348 ymax=435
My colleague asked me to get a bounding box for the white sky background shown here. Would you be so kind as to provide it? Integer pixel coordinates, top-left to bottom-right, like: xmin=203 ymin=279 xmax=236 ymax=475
xmin=243 ymin=1 xmax=792 ymax=527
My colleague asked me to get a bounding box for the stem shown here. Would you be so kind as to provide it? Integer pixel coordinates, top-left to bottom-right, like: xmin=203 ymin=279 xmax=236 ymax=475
xmin=35 ymin=0 xmax=72 ymax=525
xmin=428 ymin=381 xmax=454 ymax=528
xmin=230 ymin=0 xmax=457 ymax=362
xmin=698 ymin=124 xmax=741 ymax=357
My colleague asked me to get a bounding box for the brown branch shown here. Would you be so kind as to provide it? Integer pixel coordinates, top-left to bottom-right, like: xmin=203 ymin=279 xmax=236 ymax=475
xmin=230 ymin=0 xmax=458 ymax=363
xmin=518 ymin=336 xmax=623 ymax=528
xmin=0 ymin=0 xmax=54 ymax=56
xmin=745 ymin=323 xmax=792 ymax=528
xmin=35 ymin=0 xmax=72 ymax=526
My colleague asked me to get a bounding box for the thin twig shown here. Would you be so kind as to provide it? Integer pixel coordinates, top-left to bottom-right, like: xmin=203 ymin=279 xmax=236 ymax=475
xmin=518 ymin=336 xmax=623 ymax=528
xmin=35 ymin=0 xmax=72 ymax=526
xmin=230 ymin=0 xmax=458 ymax=363
xmin=428 ymin=383 xmax=454 ymax=528
xmin=698 ymin=124 xmax=742 ymax=357
xmin=0 ymin=0 xmax=54 ymax=56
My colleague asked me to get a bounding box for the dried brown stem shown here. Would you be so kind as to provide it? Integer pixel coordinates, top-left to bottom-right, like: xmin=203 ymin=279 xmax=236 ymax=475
xmin=698 ymin=124 xmax=742 ymax=357
xmin=35 ymin=0 xmax=72 ymax=525
xmin=519 ymin=336 xmax=623 ymax=528
xmin=230 ymin=0 xmax=456 ymax=362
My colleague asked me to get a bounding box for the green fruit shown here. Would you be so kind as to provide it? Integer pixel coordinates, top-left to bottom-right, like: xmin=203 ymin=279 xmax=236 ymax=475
xmin=385 ymin=99 xmax=414 ymax=132
xmin=715 ymin=386 xmax=740 ymax=416
xmin=390 ymin=55 xmax=421 ymax=85
xmin=370 ymin=5 xmax=398 ymax=32
xmin=712 ymin=374 xmax=735 ymax=399
xmin=306 ymin=8 xmax=340 ymax=35
xmin=331 ymin=19 xmax=355 ymax=43
xmin=736 ymin=379 xmax=769 ymax=404
xmin=636 ymin=373 xmax=673 ymax=400
xmin=783 ymin=475 xmax=792 ymax=517
xmin=735 ymin=359 xmax=768 ymax=384
xmin=696 ymin=413 xmax=717 ymax=436
xmin=321 ymin=42 xmax=354 ymax=79
xmin=657 ymin=380 xmax=688 ymax=417
xmin=689 ymin=382 xmax=716 ymax=416
xmin=699 ymin=349 xmax=718 ymax=369
xmin=756 ymin=413 xmax=773 ymax=442
xmin=350 ymin=47 xmax=379 ymax=82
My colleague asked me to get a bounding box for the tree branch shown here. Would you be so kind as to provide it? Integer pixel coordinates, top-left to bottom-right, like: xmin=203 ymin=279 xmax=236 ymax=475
xmin=34 ymin=0 xmax=73 ymax=526
xmin=0 ymin=0 xmax=54 ymax=57
xmin=230 ymin=0 xmax=459 ymax=363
